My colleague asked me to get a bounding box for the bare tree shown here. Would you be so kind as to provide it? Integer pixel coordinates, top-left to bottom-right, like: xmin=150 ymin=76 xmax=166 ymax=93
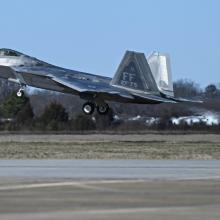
xmin=174 ymin=79 xmax=201 ymax=98
xmin=205 ymin=84 xmax=218 ymax=98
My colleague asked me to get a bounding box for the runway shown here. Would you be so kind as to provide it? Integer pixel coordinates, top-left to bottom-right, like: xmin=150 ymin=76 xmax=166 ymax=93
xmin=0 ymin=160 xmax=220 ymax=220
xmin=1 ymin=160 xmax=220 ymax=180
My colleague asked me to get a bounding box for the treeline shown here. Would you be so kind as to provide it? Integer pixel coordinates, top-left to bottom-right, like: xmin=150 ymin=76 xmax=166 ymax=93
xmin=0 ymin=79 xmax=220 ymax=132
xmin=173 ymin=79 xmax=220 ymax=99
xmin=0 ymin=92 xmax=114 ymax=132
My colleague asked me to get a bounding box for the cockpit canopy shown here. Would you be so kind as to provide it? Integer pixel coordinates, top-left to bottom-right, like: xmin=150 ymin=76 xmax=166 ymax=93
xmin=0 ymin=48 xmax=53 ymax=67
xmin=0 ymin=49 xmax=23 ymax=57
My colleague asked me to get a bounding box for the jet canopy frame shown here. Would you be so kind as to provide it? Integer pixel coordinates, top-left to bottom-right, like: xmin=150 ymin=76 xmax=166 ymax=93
xmin=0 ymin=49 xmax=22 ymax=57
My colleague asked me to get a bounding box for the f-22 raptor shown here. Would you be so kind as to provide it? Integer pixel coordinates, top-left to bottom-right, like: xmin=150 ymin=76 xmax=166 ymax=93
xmin=0 ymin=49 xmax=197 ymax=115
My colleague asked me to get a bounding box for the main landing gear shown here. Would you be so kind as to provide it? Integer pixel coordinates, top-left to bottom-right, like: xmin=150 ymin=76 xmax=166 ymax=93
xmin=82 ymin=102 xmax=95 ymax=115
xmin=97 ymin=103 xmax=109 ymax=115
xmin=82 ymin=102 xmax=109 ymax=115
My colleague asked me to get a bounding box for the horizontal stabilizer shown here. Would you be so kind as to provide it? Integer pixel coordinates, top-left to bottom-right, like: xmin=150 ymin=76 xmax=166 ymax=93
xmin=172 ymin=97 xmax=203 ymax=103
xmin=132 ymin=92 xmax=177 ymax=104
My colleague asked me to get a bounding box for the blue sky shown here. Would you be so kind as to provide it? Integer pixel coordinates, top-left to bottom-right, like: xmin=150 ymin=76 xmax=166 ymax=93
xmin=0 ymin=0 xmax=219 ymax=88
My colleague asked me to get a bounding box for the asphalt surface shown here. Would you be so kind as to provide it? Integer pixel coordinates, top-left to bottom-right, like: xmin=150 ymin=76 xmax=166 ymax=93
xmin=0 ymin=160 xmax=220 ymax=180
xmin=0 ymin=160 xmax=220 ymax=220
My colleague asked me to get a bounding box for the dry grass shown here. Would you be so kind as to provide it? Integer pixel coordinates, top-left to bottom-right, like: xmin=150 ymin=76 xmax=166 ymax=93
xmin=0 ymin=134 xmax=220 ymax=159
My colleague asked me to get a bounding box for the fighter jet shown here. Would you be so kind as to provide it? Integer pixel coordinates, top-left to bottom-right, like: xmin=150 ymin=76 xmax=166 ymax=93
xmin=0 ymin=49 xmax=199 ymax=115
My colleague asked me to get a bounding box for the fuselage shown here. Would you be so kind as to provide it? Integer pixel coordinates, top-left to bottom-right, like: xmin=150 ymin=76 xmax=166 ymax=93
xmin=0 ymin=49 xmax=114 ymax=94
xmin=0 ymin=49 xmax=111 ymax=83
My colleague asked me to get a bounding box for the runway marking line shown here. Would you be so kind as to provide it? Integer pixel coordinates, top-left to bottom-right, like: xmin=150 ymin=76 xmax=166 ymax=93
xmin=0 ymin=179 xmax=146 ymax=191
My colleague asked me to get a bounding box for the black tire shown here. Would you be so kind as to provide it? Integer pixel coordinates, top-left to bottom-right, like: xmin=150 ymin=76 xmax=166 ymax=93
xmin=97 ymin=103 xmax=109 ymax=115
xmin=82 ymin=102 xmax=95 ymax=115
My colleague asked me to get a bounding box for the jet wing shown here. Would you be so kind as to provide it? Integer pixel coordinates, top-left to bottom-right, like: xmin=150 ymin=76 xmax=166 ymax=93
xmin=53 ymin=76 xmax=181 ymax=104
xmin=50 ymin=75 xmax=135 ymax=100
xmin=0 ymin=66 xmax=178 ymax=104
xmin=0 ymin=66 xmax=134 ymax=100
xmin=53 ymin=76 xmax=178 ymax=103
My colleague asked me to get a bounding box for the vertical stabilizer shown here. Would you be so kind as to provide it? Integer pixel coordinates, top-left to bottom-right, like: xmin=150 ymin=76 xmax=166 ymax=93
xmin=111 ymin=51 xmax=159 ymax=95
xmin=147 ymin=52 xmax=174 ymax=97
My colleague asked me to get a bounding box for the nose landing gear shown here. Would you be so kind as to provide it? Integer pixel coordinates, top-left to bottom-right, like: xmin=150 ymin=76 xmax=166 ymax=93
xmin=16 ymin=88 xmax=25 ymax=98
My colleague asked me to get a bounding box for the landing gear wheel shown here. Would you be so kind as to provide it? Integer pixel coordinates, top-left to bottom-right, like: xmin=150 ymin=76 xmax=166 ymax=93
xmin=16 ymin=89 xmax=24 ymax=98
xmin=82 ymin=102 xmax=95 ymax=115
xmin=97 ymin=103 xmax=109 ymax=115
